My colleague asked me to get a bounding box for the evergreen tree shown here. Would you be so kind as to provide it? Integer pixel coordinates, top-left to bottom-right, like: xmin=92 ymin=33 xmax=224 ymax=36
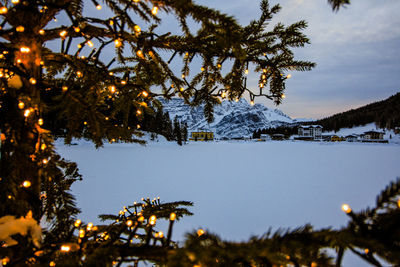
xmin=0 ymin=0 xmax=320 ymax=265
xmin=181 ymin=122 xmax=188 ymax=144
xmin=173 ymin=116 xmax=182 ymax=146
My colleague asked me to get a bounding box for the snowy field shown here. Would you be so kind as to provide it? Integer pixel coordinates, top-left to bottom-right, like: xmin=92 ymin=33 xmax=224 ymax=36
xmin=56 ymin=139 xmax=400 ymax=266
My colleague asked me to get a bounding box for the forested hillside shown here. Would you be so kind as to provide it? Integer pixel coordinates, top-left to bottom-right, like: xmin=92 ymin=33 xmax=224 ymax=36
xmin=314 ymin=92 xmax=400 ymax=132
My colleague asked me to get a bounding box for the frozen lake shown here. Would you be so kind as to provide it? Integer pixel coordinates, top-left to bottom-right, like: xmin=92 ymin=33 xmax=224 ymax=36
xmin=57 ymin=140 xmax=400 ymax=266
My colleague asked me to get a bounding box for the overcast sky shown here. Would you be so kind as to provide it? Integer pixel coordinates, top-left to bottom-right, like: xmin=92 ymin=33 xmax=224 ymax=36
xmin=190 ymin=0 xmax=400 ymax=119
xmin=80 ymin=0 xmax=400 ymax=119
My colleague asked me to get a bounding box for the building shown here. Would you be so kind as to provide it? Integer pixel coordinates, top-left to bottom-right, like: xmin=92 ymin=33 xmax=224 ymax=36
xmin=362 ymin=131 xmax=384 ymax=140
xmin=189 ymin=131 xmax=214 ymax=141
xmin=297 ymin=125 xmax=323 ymax=140
xmin=272 ymin=134 xmax=285 ymax=140
xmin=258 ymin=134 xmax=271 ymax=141
xmin=345 ymin=134 xmax=358 ymax=142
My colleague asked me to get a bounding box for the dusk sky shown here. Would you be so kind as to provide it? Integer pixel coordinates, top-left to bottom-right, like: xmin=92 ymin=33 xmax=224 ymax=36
xmin=192 ymin=0 xmax=400 ymax=119
xmin=79 ymin=0 xmax=400 ymax=119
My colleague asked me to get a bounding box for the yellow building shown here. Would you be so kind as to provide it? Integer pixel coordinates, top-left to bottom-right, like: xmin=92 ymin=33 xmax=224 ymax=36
xmin=189 ymin=131 xmax=214 ymax=141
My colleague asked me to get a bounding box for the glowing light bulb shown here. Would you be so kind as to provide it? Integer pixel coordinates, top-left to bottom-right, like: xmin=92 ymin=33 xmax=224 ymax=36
xmin=136 ymin=110 xmax=142 ymax=115
xmin=108 ymin=72 xmax=114 ymax=76
xmin=259 ymin=83 xmax=264 ymax=88
xmin=74 ymin=27 xmax=80 ymax=33
xmin=181 ymin=74 xmax=185 ymax=79
xmin=22 ymin=180 xmax=31 ymax=187
xmin=217 ymin=64 xmax=222 ymax=68
xmin=42 ymin=159 xmax=48 ymax=164
xmin=250 ymin=100 xmax=255 ymax=106
xmin=151 ymin=6 xmax=158 ymax=15
xmin=341 ymin=204 xmax=351 ymax=214
xmin=59 ymin=30 xmax=67 ymax=38
xmin=20 ymin=47 xmax=30 ymax=53
xmin=87 ymin=222 xmax=93 ymax=231
xmin=62 ymin=86 xmax=68 ymax=92
xmin=136 ymin=50 xmax=144 ymax=58
xmin=126 ymin=220 xmax=133 ymax=227
xmin=87 ymin=40 xmax=94 ymax=47
xmin=18 ymin=101 xmax=25 ymax=109
xmin=235 ymin=98 xmax=239 ymax=102
xmin=109 ymin=85 xmax=116 ymax=94
xmin=12 ymin=0 xmax=20 ymax=3
xmin=149 ymin=215 xmax=157 ymax=225
xmin=76 ymin=71 xmax=83 ymax=77
xmin=29 ymin=78 xmax=36 ymax=84
xmin=201 ymin=67 xmax=205 ymax=72
xmin=142 ymin=91 xmax=148 ymax=97
xmin=39 ymin=29 xmax=45 ymax=35
xmin=114 ymin=39 xmax=122 ymax=48
xmin=60 ymin=245 xmax=71 ymax=252
xmin=263 ymin=68 xmax=267 ymax=73
xmin=0 ymin=7 xmax=8 ymax=14
xmin=397 ymin=198 xmax=400 ymax=208
xmin=74 ymin=219 xmax=82 ymax=227
xmin=281 ymin=94 xmax=286 ymax=99
xmin=24 ymin=109 xmax=31 ymax=117
xmin=16 ymin=26 xmax=25 ymax=32
xmin=364 ymin=248 xmax=369 ymax=254
xmin=245 ymin=69 xmax=249 ymax=75
xmin=109 ymin=20 xmax=114 ymax=26
xmin=49 ymin=261 xmax=56 ymax=267
xmin=38 ymin=118 xmax=43 ymax=125
xmin=180 ymin=87 xmax=184 ymax=92
xmin=197 ymin=229 xmax=205 ymax=236
xmin=138 ymin=216 xmax=144 ymax=222
xmin=96 ymin=4 xmax=102 ymax=10
xmin=286 ymin=74 xmax=292 ymax=79
xmin=170 ymin=212 xmax=176 ymax=221
xmin=158 ymin=231 xmax=164 ymax=238
xmin=41 ymin=143 xmax=46 ymax=150
xmin=134 ymin=25 xmax=141 ymax=33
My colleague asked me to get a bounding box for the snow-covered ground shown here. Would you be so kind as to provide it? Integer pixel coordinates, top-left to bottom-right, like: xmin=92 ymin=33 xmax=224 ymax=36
xmin=56 ymin=138 xmax=400 ymax=266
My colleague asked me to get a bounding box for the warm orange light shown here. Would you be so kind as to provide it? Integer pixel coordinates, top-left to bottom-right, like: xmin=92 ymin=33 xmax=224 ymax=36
xmin=0 ymin=7 xmax=8 ymax=14
xmin=12 ymin=0 xmax=20 ymax=3
xmin=59 ymin=30 xmax=67 ymax=38
xmin=29 ymin=78 xmax=36 ymax=84
xmin=235 ymin=98 xmax=239 ymax=102
xmin=87 ymin=40 xmax=94 ymax=47
xmin=18 ymin=101 xmax=25 ymax=109
xmin=16 ymin=26 xmax=25 ymax=32
xmin=20 ymin=47 xmax=30 ymax=53
xmin=217 ymin=64 xmax=222 ymax=68
xmin=138 ymin=216 xmax=144 ymax=222
xmin=201 ymin=67 xmax=205 ymax=72
xmin=39 ymin=29 xmax=45 ymax=35
xmin=142 ymin=91 xmax=148 ymax=97
xmin=397 ymin=198 xmax=400 ymax=208
xmin=364 ymin=248 xmax=369 ymax=254
xmin=60 ymin=245 xmax=71 ymax=252
xmin=22 ymin=180 xmax=31 ymax=188
xmin=136 ymin=50 xmax=144 ymax=58
xmin=79 ymin=229 xmax=85 ymax=238
xmin=149 ymin=215 xmax=157 ymax=225
xmin=96 ymin=4 xmax=102 ymax=10
xmin=41 ymin=143 xmax=46 ymax=150
xmin=76 ymin=71 xmax=83 ymax=77
xmin=74 ymin=219 xmax=82 ymax=227
xmin=74 ymin=27 xmax=80 ymax=33
xmin=126 ymin=220 xmax=133 ymax=227
xmin=341 ymin=204 xmax=351 ymax=214
xmin=259 ymin=83 xmax=264 ymax=88
xmin=197 ymin=229 xmax=205 ymax=236
xmin=151 ymin=6 xmax=158 ymax=15
xmin=114 ymin=39 xmax=122 ymax=48
xmin=286 ymin=74 xmax=292 ymax=79
xmin=169 ymin=212 xmax=176 ymax=221
xmin=38 ymin=118 xmax=44 ymax=125
xmin=263 ymin=68 xmax=267 ymax=73
xmin=250 ymin=100 xmax=255 ymax=106
xmin=136 ymin=110 xmax=142 ymax=115
xmin=24 ymin=109 xmax=31 ymax=117
xmin=158 ymin=231 xmax=164 ymax=238
xmin=281 ymin=94 xmax=286 ymax=99
xmin=109 ymin=85 xmax=116 ymax=94
xmin=49 ymin=261 xmax=56 ymax=266
xmin=62 ymin=86 xmax=68 ymax=92
xmin=134 ymin=25 xmax=141 ymax=33
xmin=87 ymin=222 xmax=93 ymax=231
xmin=121 ymin=80 xmax=127 ymax=85
xmin=42 ymin=159 xmax=48 ymax=164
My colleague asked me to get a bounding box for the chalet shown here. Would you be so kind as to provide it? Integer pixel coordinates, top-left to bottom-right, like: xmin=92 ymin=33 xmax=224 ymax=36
xmin=361 ymin=131 xmax=384 ymax=140
xmin=258 ymin=134 xmax=271 ymax=141
xmin=297 ymin=125 xmax=323 ymax=140
xmin=330 ymin=135 xmax=343 ymax=142
xmin=360 ymin=130 xmax=387 ymax=143
xmin=189 ymin=131 xmax=214 ymax=141
xmin=345 ymin=135 xmax=358 ymax=142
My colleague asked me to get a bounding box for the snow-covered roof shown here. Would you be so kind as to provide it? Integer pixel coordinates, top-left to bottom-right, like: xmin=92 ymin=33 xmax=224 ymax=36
xmin=299 ymin=125 xmax=323 ymax=129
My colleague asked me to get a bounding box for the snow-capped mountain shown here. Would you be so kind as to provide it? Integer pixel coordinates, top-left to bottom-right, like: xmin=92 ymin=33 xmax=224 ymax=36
xmin=158 ymin=98 xmax=294 ymax=138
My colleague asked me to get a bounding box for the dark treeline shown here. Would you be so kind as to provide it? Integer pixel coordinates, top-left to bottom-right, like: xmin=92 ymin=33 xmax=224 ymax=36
xmin=253 ymin=124 xmax=299 ymax=139
xmin=312 ymin=92 xmax=400 ymax=132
